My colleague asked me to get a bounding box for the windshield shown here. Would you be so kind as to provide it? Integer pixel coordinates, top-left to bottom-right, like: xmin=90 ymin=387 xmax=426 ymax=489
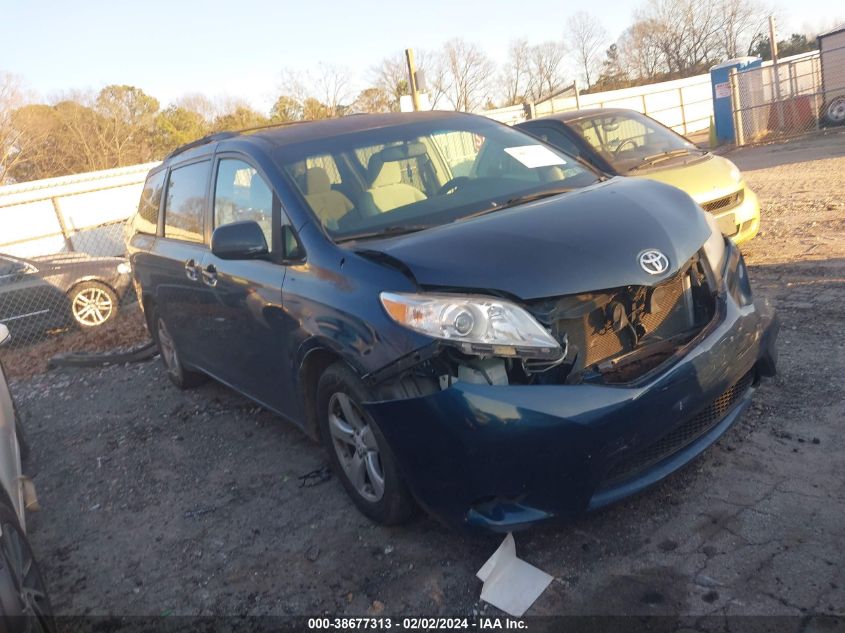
xmin=566 ymin=111 xmax=702 ymax=173
xmin=275 ymin=116 xmax=600 ymax=242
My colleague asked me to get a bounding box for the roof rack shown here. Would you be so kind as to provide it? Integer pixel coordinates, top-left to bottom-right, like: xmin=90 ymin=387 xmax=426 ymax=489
xmin=164 ymin=131 xmax=241 ymax=160
xmin=164 ymin=119 xmax=316 ymax=161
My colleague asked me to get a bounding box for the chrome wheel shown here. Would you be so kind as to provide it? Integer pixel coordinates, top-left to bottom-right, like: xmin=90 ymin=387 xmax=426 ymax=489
xmin=157 ymin=318 xmax=178 ymax=374
xmin=71 ymin=286 xmax=114 ymax=326
xmin=327 ymin=392 xmax=385 ymax=502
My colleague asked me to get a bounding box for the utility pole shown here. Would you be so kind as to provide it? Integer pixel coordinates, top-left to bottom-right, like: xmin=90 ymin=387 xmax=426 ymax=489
xmin=768 ymin=16 xmax=779 ymax=64
xmin=405 ymin=48 xmax=421 ymax=111
xmin=769 ymin=15 xmax=784 ymax=129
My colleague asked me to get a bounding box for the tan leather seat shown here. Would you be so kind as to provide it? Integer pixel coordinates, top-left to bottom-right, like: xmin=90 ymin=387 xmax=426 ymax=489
xmin=360 ymin=159 xmax=427 ymax=214
xmin=304 ymin=167 xmax=354 ymax=228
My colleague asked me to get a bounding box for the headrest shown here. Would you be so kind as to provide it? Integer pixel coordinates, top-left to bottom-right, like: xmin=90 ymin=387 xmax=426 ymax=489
xmin=369 ymin=160 xmax=402 ymax=188
xmin=305 ymin=167 xmax=332 ymax=194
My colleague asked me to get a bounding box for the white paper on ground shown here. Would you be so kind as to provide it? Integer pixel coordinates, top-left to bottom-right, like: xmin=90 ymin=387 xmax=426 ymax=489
xmin=476 ymin=533 xmax=554 ymax=617
xmin=503 ymin=145 xmax=567 ymax=168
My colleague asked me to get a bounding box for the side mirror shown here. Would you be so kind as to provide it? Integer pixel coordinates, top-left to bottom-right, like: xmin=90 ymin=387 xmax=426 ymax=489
xmin=0 ymin=324 xmax=9 ymax=347
xmin=211 ymin=221 xmax=268 ymax=260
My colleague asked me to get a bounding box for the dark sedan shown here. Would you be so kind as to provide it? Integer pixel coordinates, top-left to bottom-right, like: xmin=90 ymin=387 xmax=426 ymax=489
xmin=0 ymin=252 xmax=133 ymax=342
xmin=128 ymin=111 xmax=778 ymax=532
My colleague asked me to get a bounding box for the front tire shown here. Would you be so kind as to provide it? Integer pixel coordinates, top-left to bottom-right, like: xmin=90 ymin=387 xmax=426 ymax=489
xmin=69 ymin=281 xmax=119 ymax=328
xmin=0 ymin=502 xmax=55 ymax=632
xmin=317 ymin=363 xmax=414 ymax=525
xmin=152 ymin=312 xmax=206 ymax=390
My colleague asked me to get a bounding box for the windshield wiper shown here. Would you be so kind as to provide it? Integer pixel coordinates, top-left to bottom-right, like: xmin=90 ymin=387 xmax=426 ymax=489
xmin=630 ymin=148 xmax=699 ymax=171
xmin=334 ymin=224 xmax=430 ymax=243
xmin=459 ymin=187 xmax=575 ymax=222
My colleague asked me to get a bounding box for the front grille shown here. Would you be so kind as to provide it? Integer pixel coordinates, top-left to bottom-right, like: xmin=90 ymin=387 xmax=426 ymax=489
xmin=602 ymin=370 xmax=755 ymax=485
xmin=702 ymin=190 xmax=744 ymax=214
xmin=560 ymin=269 xmax=690 ymax=369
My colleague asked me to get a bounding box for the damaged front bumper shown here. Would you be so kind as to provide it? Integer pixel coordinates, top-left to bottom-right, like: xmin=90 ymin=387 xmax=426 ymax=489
xmin=364 ymin=248 xmax=779 ymax=532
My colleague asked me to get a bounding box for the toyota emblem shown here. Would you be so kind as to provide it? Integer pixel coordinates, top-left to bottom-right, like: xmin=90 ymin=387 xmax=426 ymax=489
xmin=639 ymin=249 xmax=670 ymax=275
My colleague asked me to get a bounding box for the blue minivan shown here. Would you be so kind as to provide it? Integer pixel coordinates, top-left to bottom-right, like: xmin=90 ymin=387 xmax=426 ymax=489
xmin=127 ymin=112 xmax=778 ymax=531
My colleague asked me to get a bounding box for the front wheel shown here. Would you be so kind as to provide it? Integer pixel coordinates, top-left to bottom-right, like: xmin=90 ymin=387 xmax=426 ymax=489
xmin=317 ymin=363 xmax=415 ymax=525
xmin=69 ymin=281 xmax=119 ymax=328
xmin=0 ymin=502 xmax=55 ymax=632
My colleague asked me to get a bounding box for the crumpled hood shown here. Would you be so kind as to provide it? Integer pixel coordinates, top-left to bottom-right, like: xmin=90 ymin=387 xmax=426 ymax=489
xmin=632 ymin=153 xmax=744 ymax=205
xmin=356 ymin=177 xmax=711 ymax=300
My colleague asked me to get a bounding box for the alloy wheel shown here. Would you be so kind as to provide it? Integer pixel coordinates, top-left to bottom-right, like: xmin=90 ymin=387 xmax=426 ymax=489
xmin=327 ymin=392 xmax=385 ymax=502
xmin=71 ymin=287 xmax=114 ymax=326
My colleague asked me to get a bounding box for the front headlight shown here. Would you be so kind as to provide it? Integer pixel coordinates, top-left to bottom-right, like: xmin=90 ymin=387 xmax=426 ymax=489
xmin=702 ymin=212 xmax=727 ymax=277
xmin=380 ymin=292 xmax=562 ymax=359
xmin=117 ymin=262 xmax=132 ymax=275
xmin=727 ymin=160 xmax=742 ymax=184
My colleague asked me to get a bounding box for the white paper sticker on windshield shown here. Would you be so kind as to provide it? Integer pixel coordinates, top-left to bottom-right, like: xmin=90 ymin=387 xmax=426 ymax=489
xmin=504 ymin=145 xmax=566 ymax=168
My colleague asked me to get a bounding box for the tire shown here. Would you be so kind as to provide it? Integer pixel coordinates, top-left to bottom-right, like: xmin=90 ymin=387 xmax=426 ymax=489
xmin=150 ymin=308 xmax=206 ymax=390
xmin=68 ymin=281 xmax=119 ymax=328
xmin=824 ymin=96 xmax=845 ymax=126
xmin=317 ymin=363 xmax=415 ymax=525
xmin=14 ymin=416 xmax=29 ymax=462
xmin=0 ymin=502 xmax=55 ymax=633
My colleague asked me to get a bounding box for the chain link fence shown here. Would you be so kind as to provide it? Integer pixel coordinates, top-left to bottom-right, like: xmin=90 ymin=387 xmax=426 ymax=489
xmin=0 ymin=164 xmax=157 ymax=378
xmin=730 ymin=46 xmax=845 ymax=146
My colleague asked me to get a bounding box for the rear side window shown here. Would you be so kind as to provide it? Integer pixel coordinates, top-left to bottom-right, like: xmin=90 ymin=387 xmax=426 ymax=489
xmin=133 ymin=170 xmax=166 ymax=235
xmin=164 ymin=161 xmax=210 ymax=243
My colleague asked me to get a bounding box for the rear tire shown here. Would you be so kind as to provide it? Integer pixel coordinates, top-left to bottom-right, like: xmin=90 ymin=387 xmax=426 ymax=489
xmin=0 ymin=502 xmax=55 ymax=632
xmin=151 ymin=309 xmax=206 ymax=390
xmin=824 ymin=96 xmax=845 ymax=126
xmin=317 ymin=363 xmax=414 ymax=525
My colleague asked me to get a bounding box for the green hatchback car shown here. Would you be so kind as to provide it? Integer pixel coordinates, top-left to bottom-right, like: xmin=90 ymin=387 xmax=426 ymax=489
xmin=518 ymin=108 xmax=761 ymax=244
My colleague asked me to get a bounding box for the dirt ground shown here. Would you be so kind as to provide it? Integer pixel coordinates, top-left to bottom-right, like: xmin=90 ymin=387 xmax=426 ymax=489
xmin=8 ymin=130 xmax=845 ymax=619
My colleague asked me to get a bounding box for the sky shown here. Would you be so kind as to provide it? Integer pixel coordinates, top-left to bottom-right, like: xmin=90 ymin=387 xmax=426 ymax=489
xmin=1 ymin=0 xmax=842 ymax=112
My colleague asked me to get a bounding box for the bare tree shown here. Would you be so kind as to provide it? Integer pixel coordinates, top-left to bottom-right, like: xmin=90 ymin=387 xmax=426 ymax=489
xmin=619 ymin=20 xmax=665 ymax=79
xmin=635 ymin=0 xmax=722 ymax=75
xmin=439 ymin=38 xmax=495 ymax=112
xmin=566 ymin=12 xmax=609 ymax=88
xmin=174 ymin=93 xmax=216 ymax=121
xmin=499 ymin=39 xmax=532 ymax=106
xmin=278 ymin=64 xmax=352 ymax=118
xmin=718 ymin=0 xmax=768 ymax=59
xmin=313 ymin=63 xmax=353 ymax=117
xmin=0 ymin=72 xmax=25 ymax=183
xmin=373 ymin=53 xmax=409 ymax=111
xmin=528 ymin=41 xmax=568 ymax=101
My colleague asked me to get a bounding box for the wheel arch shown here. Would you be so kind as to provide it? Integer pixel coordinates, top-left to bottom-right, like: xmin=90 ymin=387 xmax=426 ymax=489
xmin=297 ymin=345 xmax=359 ymax=442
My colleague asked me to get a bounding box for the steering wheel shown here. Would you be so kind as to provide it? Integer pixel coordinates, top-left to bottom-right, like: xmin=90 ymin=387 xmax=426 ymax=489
xmin=613 ymin=139 xmax=638 ymax=156
xmin=437 ymin=176 xmax=471 ymax=196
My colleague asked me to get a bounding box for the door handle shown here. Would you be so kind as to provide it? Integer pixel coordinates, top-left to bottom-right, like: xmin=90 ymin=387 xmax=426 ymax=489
xmin=201 ymin=264 xmax=218 ymax=287
xmin=184 ymin=259 xmax=199 ymax=281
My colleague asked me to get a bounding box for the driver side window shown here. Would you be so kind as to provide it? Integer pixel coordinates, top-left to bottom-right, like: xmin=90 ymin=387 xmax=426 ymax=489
xmin=214 ymin=159 xmax=273 ymax=248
